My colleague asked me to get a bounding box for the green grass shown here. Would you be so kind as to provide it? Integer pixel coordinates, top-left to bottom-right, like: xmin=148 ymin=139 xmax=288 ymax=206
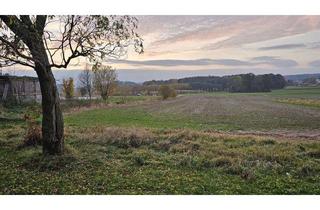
xmin=1 ymin=87 xmax=320 ymax=194
xmin=65 ymin=107 xmax=209 ymax=130
xmin=65 ymin=92 xmax=320 ymax=131
xmin=270 ymin=86 xmax=320 ymax=99
xmin=198 ymin=86 xmax=320 ymax=99
xmin=0 ymin=125 xmax=319 ymax=194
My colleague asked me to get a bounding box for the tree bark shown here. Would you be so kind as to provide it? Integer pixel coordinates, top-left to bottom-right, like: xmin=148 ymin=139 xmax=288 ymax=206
xmin=30 ymin=38 xmax=64 ymax=155
xmin=36 ymin=63 xmax=64 ymax=155
xmin=28 ymin=32 xmax=64 ymax=155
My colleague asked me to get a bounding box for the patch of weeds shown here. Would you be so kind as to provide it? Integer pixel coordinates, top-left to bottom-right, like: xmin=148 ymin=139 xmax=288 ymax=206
xmin=251 ymin=150 xmax=292 ymax=164
xmin=167 ymin=136 xmax=182 ymax=144
xmin=153 ymin=140 xmax=172 ymax=152
xmin=133 ymin=156 xmax=146 ymax=166
xmin=89 ymin=128 xmax=156 ymax=149
xmin=225 ymin=164 xmax=255 ymax=181
xmin=305 ymin=150 xmax=320 ymax=159
xmin=18 ymin=105 xmax=42 ymax=149
xmin=168 ymin=141 xmax=201 ymax=154
xmin=213 ymin=157 xmax=233 ymax=167
xmin=189 ymin=142 xmax=201 ymax=151
xmin=115 ymin=133 xmax=153 ymax=148
xmin=199 ymin=157 xmax=233 ymax=169
xmin=240 ymin=169 xmax=255 ymax=181
xmin=223 ymin=138 xmax=256 ymax=148
xmin=296 ymin=162 xmax=320 ymax=177
xmin=256 ymin=160 xmax=282 ymax=173
xmin=259 ymin=139 xmax=276 ymax=145
xmin=152 ymin=134 xmax=201 ymax=153
xmin=19 ymin=123 xmax=42 ymax=148
xmin=298 ymin=145 xmax=306 ymax=152
xmin=176 ymin=155 xmax=199 ymax=169
xmin=6 ymin=132 xmax=20 ymax=139
xmin=169 ymin=144 xmax=191 ymax=154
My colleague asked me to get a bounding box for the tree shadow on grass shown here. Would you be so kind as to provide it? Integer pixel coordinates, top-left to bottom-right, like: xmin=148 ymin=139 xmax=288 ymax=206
xmin=20 ymin=146 xmax=79 ymax=172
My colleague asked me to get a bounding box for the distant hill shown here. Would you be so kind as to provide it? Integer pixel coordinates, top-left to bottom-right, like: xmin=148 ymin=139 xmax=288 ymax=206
xmin=284 ymin=73 xmax=320 ymax=82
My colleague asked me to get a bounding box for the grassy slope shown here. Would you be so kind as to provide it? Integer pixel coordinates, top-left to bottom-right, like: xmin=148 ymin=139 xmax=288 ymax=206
xmin=1 ymin=87 xmax=320 ymax=194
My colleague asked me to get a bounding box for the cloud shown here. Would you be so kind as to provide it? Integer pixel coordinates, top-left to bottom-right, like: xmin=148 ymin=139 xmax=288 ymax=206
xmin=210 ymin=59 xmax=252 ymax=66
xmin=109 ymin=56 xmax=299 ymax=68
xmin=258 ymin=44 xmax=306 ymax=51
xmin=251 ymin=56 xmax=299 ymax=67
xmin=308 ymin=42 xmax=320 ymax=49
xmin=111 ymin=59 xmax=251 ymax=66
xmin=309 ymin=60 xmax=320 ymax=67
xmin=109 ymin=58 xmax=252 ymax=67
xmin=140 ymin=16 xmax=320 ymax=51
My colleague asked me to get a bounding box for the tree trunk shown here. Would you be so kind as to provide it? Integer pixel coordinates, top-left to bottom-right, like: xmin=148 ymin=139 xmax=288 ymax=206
xmin=0 ymin=15 xmax=64 ymax=155
xmin=88 ymin=88 xmax=92 ymax=100
xmin=36 ymin=63 xmax=64 ymax=155
xmin=28 ymin=34 xmax=65 ymax=155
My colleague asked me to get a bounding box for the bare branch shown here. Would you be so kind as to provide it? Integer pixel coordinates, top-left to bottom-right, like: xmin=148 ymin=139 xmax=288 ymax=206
xmin=0 ymin=54 xmax=35 ymax=68
xmin=1 ymin=15 xmax=143 ymax=70
xmin=0 ymin=36 xmax=34 ymax=61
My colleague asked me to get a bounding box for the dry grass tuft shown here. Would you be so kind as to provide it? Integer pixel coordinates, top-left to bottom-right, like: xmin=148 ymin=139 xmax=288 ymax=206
xmin=70 ymin=127 xmax=156 ymax=149
xmin=20 ymin=124 xmax=42 ymax=148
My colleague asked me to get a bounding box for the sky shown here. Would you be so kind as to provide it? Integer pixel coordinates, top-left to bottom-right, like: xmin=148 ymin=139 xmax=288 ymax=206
xmin=2 ymin=15 xmax=320 ymax=83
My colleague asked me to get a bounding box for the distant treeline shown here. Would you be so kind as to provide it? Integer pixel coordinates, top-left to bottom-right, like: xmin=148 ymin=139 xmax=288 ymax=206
xmin=143 ymin=73 xmax=286 ymax=92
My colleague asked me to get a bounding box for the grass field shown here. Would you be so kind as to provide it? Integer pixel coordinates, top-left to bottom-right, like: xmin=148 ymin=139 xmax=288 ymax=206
xmin=65 ymin=87 xmax=320 ymax=131
xmin=201 ymin=86 xmax=320 ymax=99
xmin=1 ymin=87 xmax=320 ymax=194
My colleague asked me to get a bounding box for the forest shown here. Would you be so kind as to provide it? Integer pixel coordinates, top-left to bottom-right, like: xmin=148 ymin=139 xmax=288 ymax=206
xmin=143 ymin=73 xmax=287 ymax=92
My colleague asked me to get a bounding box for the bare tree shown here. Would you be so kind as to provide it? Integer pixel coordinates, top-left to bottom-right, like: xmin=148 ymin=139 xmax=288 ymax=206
xmin=93 ymin=63 xmax=117 ymax=100
xmin=78 ymin=64 xmax=93 ymax=99
xmin=0 ymin=15 xmax=143 ymax=155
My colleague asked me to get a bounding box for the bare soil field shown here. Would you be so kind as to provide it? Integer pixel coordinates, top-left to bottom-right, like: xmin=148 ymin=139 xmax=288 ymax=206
xmin=142 ymin=94 xmax=320 ymax=132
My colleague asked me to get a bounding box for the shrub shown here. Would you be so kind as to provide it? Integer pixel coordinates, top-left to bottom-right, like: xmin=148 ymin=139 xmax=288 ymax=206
xmin=21 ymin=105 xmax=42 ymax=148
xmin=22 ymin=124 xmax=42 ymax=147
xmin=159 ymin=85 xmax=177 ymax=100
